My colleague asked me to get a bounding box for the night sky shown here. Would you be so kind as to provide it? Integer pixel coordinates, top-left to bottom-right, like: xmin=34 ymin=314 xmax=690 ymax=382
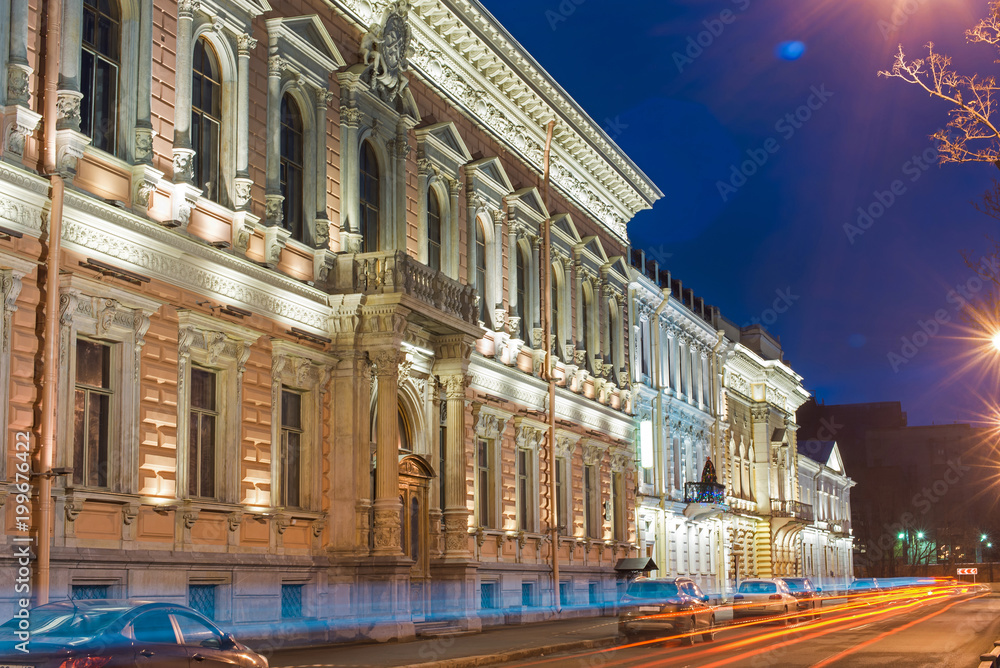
xmin=480 ymin=0 xmax=1000 ymax=427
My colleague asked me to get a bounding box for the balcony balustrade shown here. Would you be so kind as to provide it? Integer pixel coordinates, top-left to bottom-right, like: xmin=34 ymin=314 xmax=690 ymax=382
xmin=331 ymin=250 xmax=479 ymax=328
xmin=683 ymin=482 xmax=727 ymax=505
xmin=771 ymin=499 xmax=815 ymax=522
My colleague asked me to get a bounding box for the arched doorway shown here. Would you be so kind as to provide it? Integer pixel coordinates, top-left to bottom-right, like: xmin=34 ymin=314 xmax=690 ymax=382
xmin=399 ymin=454 xmax=433 ymax=620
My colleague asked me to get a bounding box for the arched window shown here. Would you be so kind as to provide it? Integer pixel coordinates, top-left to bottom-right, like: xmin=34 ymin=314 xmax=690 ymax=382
xmin=360 ymin=141 xmax=380 ymax=253
xmin=81 ymin=0 xmax=121 ymax=154
xmin=280 ymin=94 xmax=304 ymax=242
xmin=609 ymin=300 xmax=620 ymax=383
xmin=516 ymin=245 xmax=528 ymax=341
xmin=475 ymin=219 xmax=488 ymax=324
xmin=427 ymin=189 xmax=441 ymax=271
xmin=192 ymin=38 xmax=222 ymax=202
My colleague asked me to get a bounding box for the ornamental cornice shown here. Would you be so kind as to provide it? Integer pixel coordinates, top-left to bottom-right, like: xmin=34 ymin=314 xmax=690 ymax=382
xmin=60 ymin=191 xmax=331 ymax=334
xmin=326 ymin=0 xmax=661 ymax=244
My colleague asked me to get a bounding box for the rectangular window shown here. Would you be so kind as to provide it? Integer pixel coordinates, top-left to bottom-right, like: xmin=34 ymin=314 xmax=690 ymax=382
xmin=189 ymin=367 xmax=217 ymax=499
xmin=281 ymin=584 xmax=304 ymax=619
xmin=73 ymin=340 xmax=112 ymax=488
xmin=517 ymin=448 xmax=531 ymax=532
xmin=584 ymin=464 xmax=598 ymax=539
xmin=476 ymin=437 xmax=493 ymax=528
xmin=188 ymin=584 xmax=217 ymax=620
xmin=480 ymin=582 xmax=498 ymax=610
xmin=521 ymin=582 xmax=535 ymax=608
xmin=613 ymin=473 xmax=625 ymax=542
xmin=72 ymin=584 xmax=110 ymax=600
xmin=556 ymin=457 xmax=567 ymax=535
xmin=281 ymin=389 xmax=303 ymax=508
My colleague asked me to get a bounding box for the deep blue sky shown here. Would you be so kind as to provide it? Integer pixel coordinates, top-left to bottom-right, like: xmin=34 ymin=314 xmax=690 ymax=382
xmin=480 ymin=0 xmax=1000 ymax=426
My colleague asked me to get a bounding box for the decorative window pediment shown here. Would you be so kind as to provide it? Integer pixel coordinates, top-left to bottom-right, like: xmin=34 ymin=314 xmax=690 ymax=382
xmin=466 ymin=156 xmax=513 ymax=211
xmin=513 ymin=416 xmax=546 ymax=452
xmin=198 ymin=0 xmax=272 ymax=32
xmin=265 ymin=15 xmax=346 ymax=88
xmin=472 ymin=403 xmax=511 ymax=440
xmin=507 ymin=187 xmax=548 ymax=230
xmin=415 ymin=121 xmax=471 ymax=177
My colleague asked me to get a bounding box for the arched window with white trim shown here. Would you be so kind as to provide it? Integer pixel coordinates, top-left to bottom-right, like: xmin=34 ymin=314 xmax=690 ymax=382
xmin=192 ymin=37 xmax=222 ymax=203
xmin=427 ymin=189 xmax=442 ymax=272
xmin=475 ymin=218 xmax=488 ymax=324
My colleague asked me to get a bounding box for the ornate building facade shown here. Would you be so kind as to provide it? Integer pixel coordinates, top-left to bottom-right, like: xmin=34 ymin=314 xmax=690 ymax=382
xmin=0 ymin=0 xmax=660 ymax=642
xmin=796 ymin=440 xmax=854 ymax=590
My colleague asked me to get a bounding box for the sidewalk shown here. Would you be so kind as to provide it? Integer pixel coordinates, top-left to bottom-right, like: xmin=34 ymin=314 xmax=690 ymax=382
xmin=267 ymin=615 xmax=622 ymax=668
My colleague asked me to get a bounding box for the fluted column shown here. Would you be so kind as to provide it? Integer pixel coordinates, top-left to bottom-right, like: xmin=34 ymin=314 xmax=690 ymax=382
xmin=372 ymin=350 xmax=402 ymax=556
xmin=172 ymin=0 xmax=199 ymax=182
xmin=442 ymin=374 xmax=470 ymax=558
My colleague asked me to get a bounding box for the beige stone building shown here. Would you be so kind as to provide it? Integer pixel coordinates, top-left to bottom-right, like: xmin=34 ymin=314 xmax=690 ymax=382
xmin=0 ymin=0 xmax=660 ymax=641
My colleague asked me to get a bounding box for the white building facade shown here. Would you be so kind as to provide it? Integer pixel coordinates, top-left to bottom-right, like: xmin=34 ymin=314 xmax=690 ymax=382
xmin=797 ymin=440 xmax=855 ymax=591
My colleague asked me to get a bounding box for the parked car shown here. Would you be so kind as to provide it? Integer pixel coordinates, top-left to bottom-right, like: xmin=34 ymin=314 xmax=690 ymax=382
xmin=0 ymin=599 xmax=268 ymax=668
xmin=779 ymin=577 xmax=822 ymax=620
xmin=848 ymin=578 xmax=884 ymax=604
xmin=618 ymin=577 xmax=717 ymax=645
xmin=732 ymin=578 xmax=800 ymax=624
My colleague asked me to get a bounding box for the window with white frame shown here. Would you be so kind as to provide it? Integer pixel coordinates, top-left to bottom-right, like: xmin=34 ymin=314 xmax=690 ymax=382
xmin=415 ymin=122 xmax=471 ymax=279
xmin=80 ymin=0 xmax=120 ymax=154
xmin=584 ymin=463 xmax=598 ymax=538
xmin=555 ymin=456 xmax=568 ymax=535
xmin=427 ymin=189 xmax=442 ymax=272
xmin=475 ymin=217 xmax=489 ymax=324
xmin=192 ymin=37 xmax=222 ymax=202
xmin=57 ymin=275 xmax=161 ymax=494
xmin=0 ymin=255 xmax=32 ymax=482
xmin=612 ymin=471 xmax=625 ymax=542
xmin=264 ymin=15 xmax=344 ymax=248
xmin=176 ymin=311 xmax=260 ymax=504
xmin=270 ymin=339 xmax=334 ymax=511
xmin=360 ymin=140 xmax=380 ymax=253
xmin=515 ymin=243 xmax=529 ymax=341
xmin=473 ymin=406 xmax=507 ymax=529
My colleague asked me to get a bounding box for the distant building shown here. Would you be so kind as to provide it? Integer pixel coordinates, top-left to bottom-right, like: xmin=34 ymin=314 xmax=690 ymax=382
xmin=798 ymin=400 xmax=994 ymax=576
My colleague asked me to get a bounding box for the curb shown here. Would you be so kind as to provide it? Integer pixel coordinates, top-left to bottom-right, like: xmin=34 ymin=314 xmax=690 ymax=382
xmin=394 ymin=636 xmax=619 ymax=668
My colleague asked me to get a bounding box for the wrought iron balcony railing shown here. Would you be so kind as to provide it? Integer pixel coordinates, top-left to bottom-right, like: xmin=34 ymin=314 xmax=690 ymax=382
xmin=331 ymin=251 xmax=479 ymax=327
xmin=771 ymin=499 xmax=815 ymax=522
xmin=684 ymin=482 xmax=727 ymax=505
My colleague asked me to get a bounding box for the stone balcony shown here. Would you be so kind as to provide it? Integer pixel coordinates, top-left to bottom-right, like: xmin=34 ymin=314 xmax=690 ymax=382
xmin=329 ymin=250 xmax=481 ymax=336
xmin=771 ymin=499 xmax=815 ymax=523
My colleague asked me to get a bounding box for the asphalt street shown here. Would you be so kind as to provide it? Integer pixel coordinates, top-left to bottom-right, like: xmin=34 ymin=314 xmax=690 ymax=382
xmin=496 ymin=592 xmax=1000 ymax=668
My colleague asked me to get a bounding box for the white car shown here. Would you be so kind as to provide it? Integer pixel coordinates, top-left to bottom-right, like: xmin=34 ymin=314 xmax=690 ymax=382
xmin=732 ymin=578 xmax=800 ymax=624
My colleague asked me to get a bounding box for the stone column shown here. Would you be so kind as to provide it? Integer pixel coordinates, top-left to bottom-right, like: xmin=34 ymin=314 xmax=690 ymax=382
xmin=448 ymin=180 xmax=461 ymax=280
xmin=392 ymin=124 xmax=410 ymax=251
xmin=441 ymin=374 xmax=470 ymax=558
xmin=530 ymin=235 xmax=541 ymax=347
xmin=507 ymin=224 xmax=518 ymax=336
xmin=7 ymin=0 xmax=31 ymax=107
xmin=574 ymin=260 xmax=584 ymax=353
xmin=561 ymin=256 xmax=573 ymax=352
xmin=416 ymin=160 xmax=431 ymax=263
xmin=57 ymin=0 xmax=84 ymax=132
xmin=339 ymin=101 xmax=362 ymax=252
xmin=134 ymin=0 xmax=154 ymax=163
xmin=233 ymin=33 xmax=256 ymax=209
xmin=171 ymin=0 xmax=199 ymax=183
xmin=372 ymin=350 xmax=402 ymax=556
xmin=313 ymin=90 xmax=334 ymax=255
xmin=265 ymin=54 xmax=284 ymax=226
xmin=492 ymin=209 xmax=505 ymax=328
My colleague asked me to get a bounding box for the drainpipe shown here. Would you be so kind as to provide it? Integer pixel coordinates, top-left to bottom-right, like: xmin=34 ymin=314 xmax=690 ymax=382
xmin=540 ymin=120 xmax=558 ymax=613
xmin=39 ymin=0 xmax=64 ymax=606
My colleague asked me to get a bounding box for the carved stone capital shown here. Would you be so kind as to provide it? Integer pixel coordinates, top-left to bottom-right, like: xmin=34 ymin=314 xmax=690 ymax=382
xmin=339 ymin=105 xmax=363 ymax=128
xmin=172 ymin=148 xmax=196 ymax=185
xmin=371 ymin=349 xmax=400 ymax=378
xmin=441 ymin=374 xmax=470 ymax=400
xmin=233 ymin=177 xmax=253 ymax=211
xmin=178 ymin=0 xmax=200 ymax=18
xmin=4 ymin=105 xmax=41 ymax=159
xmin=265 ymin=193 xmax=284 ymax=227
xmin=56 ymin=90 xmax=83 ymax=132
xmin=6 ymin=63 xmax=31 ymax=107
xmin=134 ymin=126 xmax=155 ymax=164
xmin=236 ymin=33 xmax=258 ymax=56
